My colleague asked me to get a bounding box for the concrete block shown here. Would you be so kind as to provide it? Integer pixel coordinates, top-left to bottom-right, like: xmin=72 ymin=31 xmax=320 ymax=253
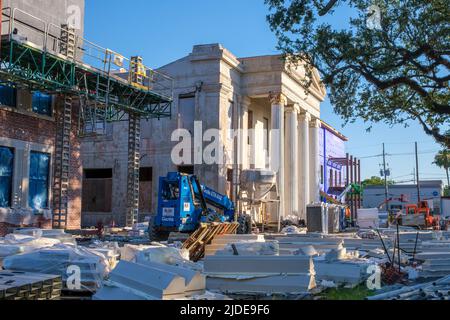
xmin=314 ymin=259 xmax=368 ymax=286
xmin=211 ymin=234 xmax=265 ymax=245
xmin=206 ymin=274 xmax=315 ymax=294
xmin=135 ymin=261 xmax=205 ymax=295
xmin=108 ymin=261 xmax=186 ymax=300
xmin=416 ymin=252 xmax=450 ymax=260
xmin=204 ymin=255 xmax=314 ymax=274
xmin=93 ymin=284 xmax=158 ymax=300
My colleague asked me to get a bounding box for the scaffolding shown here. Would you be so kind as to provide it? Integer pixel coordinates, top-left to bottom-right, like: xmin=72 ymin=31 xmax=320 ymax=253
xmin=0 ymin=7 xmax=173 ymax=228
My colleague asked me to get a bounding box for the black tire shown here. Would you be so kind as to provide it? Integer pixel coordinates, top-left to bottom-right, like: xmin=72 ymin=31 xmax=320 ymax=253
xmin=148 ymin=216 xmax=169 ymax=242
xmin=237 ymin=214 xmax=252 ymax=234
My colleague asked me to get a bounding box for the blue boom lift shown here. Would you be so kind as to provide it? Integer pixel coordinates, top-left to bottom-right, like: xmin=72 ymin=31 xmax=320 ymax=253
xmin=149 ymin=172 xmax=247 ymax=240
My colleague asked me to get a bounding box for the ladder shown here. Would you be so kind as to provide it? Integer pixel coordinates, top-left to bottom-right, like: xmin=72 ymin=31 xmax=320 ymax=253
xmin=126 ymin=113 xmax=141 ymax=227
xmin=53 ymin=24 xmax=75 ymax=229
xmin=53 ymin=96 xmax=72 ymax=229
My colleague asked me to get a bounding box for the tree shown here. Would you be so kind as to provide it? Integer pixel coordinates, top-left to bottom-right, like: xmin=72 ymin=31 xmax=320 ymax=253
xmin=362 ymin=176 xmax=395 ymax=186
xmin=266 ymin=0 xmax=450 ymax=147
xmin=433 ymin=149 xmax=450 ymax=186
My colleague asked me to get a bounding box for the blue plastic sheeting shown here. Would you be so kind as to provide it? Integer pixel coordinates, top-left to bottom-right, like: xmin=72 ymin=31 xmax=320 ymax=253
xmin=0 ymin=85 xmax=17 ymax=107
xmin=32 ymin=91 xmax=52 ymax=116
xmin=0 ymin=147 xmax=14 ymax=208
xmin=29 ymin=152 xmax=50 ymax=210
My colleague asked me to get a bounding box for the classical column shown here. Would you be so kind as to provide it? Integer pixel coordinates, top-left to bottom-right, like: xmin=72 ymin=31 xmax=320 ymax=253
xmin=269 ymin=92 xmax=287 ymax=224
xmin=239 ymin=97 xmax=251 ymax=171
xmin=309 ymin=118 xmax=321 ymax=203
xmin=298 ymin=112 xmax=311 ymax=221
xmin=285 ymin=104 xmax=300 ymax=218
xmin=237 ymin=97 xmax=250 ymax=213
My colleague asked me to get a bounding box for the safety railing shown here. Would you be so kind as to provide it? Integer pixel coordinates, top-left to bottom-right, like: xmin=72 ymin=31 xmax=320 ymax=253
xmin=1 ymin=7 xmax=173 ymax=100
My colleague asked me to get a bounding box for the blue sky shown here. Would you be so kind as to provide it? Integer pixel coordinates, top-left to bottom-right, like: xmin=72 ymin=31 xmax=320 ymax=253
xmin=84 ymin=0 xmax=447 ymax=184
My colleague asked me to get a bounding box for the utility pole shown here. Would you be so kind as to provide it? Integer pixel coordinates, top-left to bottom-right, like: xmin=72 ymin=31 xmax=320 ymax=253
xmin=382 ymin=143 xmax=388 ymax=210
xmin=415 ymin=142 xmax=421 ymax=203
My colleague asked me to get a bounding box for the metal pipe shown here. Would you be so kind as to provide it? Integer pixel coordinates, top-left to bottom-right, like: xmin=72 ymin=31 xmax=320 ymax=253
xmin=376 ymin=229 xmax=392 ymax=264
xmin=350 ymin=155 xmax=354 ymax=220
xmin=413 ymin=232 xmax=419 ymax=261
xmin=397 ymin=221 xmax=401 ymax=273
xmin=358 ymin=159 xmax=361 ymax=210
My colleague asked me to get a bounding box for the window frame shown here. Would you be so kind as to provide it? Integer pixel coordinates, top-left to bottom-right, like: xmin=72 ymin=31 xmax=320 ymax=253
xmin=0 ymin=146 xmax=14 ymax=208
xmin=28 ymin=151 xmax=51 ymax=210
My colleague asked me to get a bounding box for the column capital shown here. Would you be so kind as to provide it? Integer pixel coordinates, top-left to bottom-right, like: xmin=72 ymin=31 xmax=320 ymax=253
xmin=299 ymin=112 xmax=311 ymax=122
xmin=240 ymin=96 xmax=252 ymax=109
xmin=310 ymin=117 xmax=322 ymax=128
xmin=269 ymin=92 xmax=287 ymax=106
xmin=285 ymin=104 xmax=300 ymax=114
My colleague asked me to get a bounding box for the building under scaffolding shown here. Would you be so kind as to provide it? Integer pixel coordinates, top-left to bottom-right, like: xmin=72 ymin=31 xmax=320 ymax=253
xmin=0 ymin=2 xmax=172 ymax=234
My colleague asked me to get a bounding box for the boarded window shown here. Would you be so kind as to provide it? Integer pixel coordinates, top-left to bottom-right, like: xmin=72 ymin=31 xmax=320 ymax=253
xmin=32 ymin=91 xmax=52 ymax=116
xmin=320 ymin=165 xmax=324 ymax=184
xmin=227 ymin=101 xmax=234 ymax=141
xmin=0 ymin=85 xmax=16 ymax=107
xmin=29 ymin=152 xmax=50 ymax=210
xmin=82 ymin=169 xmax=112 ymax=212
xmin=248 ymin=110 xmax=254 ymax=145
xmin=179 ymin=95 xmax=195 ymax=134
xmin=0 ymin=147 xmax=14 ymax=208
xmin=139 ymin=167 xmax=152 ymax=213
xmin=263 ymin=117 xmax=269 ymax=151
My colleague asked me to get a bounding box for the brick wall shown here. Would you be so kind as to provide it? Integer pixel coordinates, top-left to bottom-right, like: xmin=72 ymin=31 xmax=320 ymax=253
xmin=67 ymin=105 xmax=82 ymax=230
xmin=0 ymin=97 xmax=82 ymax=235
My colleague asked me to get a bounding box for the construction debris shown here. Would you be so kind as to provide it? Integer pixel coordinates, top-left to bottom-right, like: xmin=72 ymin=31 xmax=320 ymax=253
xmin=368 ymin=275 xmax=450 ymax=300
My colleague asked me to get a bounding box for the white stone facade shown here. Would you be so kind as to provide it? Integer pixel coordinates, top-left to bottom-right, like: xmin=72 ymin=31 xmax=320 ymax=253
xmin=81 ymin=44 xmax=327 ymax=226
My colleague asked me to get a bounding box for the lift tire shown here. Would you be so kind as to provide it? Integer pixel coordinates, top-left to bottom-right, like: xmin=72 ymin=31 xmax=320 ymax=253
xmin=237 ymin=214 xmax=252 ymax=234
xmin=148 ymin=217 xmax=169 ymax=242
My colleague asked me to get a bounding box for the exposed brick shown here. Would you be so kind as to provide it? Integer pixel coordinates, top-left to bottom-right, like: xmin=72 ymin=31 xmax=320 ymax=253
xmin=0 ymin=97 xmax=82 ymax=232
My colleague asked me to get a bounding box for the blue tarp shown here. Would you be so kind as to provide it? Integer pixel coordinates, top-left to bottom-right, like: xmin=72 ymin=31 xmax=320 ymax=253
xmin=0 ymin=147 xmax=14 ymax=208
xmin=29 ymin=152 xmax=50 ymax=210
xmin=32 ymin=91 xmax=52 ymax=116
xmin=0 ymin=85 xmax=16 ymax=107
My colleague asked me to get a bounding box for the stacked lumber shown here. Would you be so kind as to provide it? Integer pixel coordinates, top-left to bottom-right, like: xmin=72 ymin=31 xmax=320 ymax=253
xmin=0 ymin=271 xmax=62 ymax=300
xmin=182 ymin=223 xmax=239 ymax=261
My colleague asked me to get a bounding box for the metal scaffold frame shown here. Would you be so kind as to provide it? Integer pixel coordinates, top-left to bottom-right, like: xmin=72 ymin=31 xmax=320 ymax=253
xmin=0 ymin=7 xmax=173 ymax=228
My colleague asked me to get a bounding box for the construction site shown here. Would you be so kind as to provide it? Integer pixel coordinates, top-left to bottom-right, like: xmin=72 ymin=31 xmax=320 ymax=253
xmin=0 ymin=0 xmax=450 ymax=303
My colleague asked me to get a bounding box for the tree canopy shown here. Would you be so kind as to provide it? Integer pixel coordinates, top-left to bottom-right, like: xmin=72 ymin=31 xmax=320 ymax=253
xmin=266 ymin=0 xmax=450 ymax=147
xmin=362 ymin=176 xmax=395 ymax=186
xmin=433 ymin=148 xmax=450 ymax=186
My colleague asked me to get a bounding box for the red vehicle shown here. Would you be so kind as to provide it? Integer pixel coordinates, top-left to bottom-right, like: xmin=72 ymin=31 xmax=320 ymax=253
xmin=402 ymin=201 xmax=440 ymax=230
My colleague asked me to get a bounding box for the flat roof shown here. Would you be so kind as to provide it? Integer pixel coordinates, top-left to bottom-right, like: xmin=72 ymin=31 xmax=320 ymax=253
xmin=320 ymin=120 xmax=348 ymax=141
xmin=364 ymin=181 xmax=443 ymax=189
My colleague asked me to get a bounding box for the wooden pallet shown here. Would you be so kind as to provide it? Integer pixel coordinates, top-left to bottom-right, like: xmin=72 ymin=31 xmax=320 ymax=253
xmin=0 ymin=271 xmax=62 ymax=300
xmin=182 ymin=222 xmax=239 ymax=262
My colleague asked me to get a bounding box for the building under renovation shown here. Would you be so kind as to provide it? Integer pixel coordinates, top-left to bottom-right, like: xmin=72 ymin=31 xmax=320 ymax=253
xmin=81 ymin=44 xmax=361 ymax=227
xmin=0 ymin=0 xmax=173 ymax=234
